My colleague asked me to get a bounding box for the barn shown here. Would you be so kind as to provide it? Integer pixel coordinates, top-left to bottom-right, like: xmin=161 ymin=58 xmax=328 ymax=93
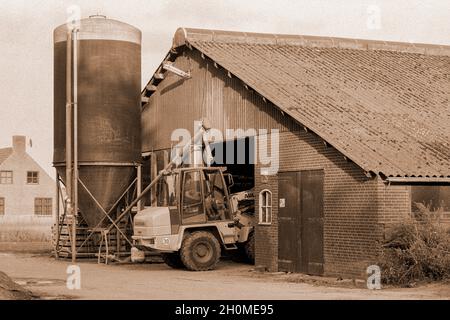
xmin=140 ymin=28 xmax=450 ymax=277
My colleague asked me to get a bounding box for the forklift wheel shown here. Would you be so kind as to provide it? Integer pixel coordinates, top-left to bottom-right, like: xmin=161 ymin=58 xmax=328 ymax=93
xmin=161 ymin=253 xmax=184 ymax=269
xmin=180 ymin=231 xmax=221 ymax=271
xmin=244 ymin=231 xmax=255 ymax=263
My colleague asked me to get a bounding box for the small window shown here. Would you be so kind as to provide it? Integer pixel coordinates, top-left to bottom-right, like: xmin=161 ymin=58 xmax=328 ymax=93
xmin=35 ymin=198 xmax=52 ymax=216
xmin=205 ymin=171 xmax=228 ymax=221
xmin=27 ymin=171 xmax=39 ymax=184
xmin=411 ymin=185 xmax=450 ymax=213
xmin=157 ymin=174 xmax=178 ymax=207
xmin=259 ymin=189 xmax=272 ymax=224
xmin=0 ymin=171 xmax=13 ymax=184
xmin=0 ymin=197 xmax=4 ymax=215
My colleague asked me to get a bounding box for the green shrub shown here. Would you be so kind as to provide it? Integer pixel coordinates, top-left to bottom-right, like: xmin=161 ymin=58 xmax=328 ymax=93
xmin=378 ymin=203 xmax=450 ymax=286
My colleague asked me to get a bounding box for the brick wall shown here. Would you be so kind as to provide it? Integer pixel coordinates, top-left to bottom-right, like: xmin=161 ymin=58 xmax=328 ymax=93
xmin=254 ymin=130 xmax=394 ymax=278
xmin=254 ymin=172 xmax=279 ymax=271
xmin=377 ymin=182 xmax=411 ymax=225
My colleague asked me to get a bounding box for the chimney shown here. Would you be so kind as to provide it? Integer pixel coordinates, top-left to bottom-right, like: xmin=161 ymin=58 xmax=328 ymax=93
xmin=12 ymin=135 xmax=26 ymax=153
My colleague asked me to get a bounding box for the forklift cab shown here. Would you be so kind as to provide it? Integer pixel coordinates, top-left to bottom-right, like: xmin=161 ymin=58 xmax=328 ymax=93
xmin=156 ymin=167 xmax=233 ymax=226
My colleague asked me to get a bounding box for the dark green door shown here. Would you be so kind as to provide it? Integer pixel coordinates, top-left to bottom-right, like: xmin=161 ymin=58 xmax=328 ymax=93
xmin=278 ymin=170 xmax=324 ymax=275
xmin=278 ymin=172 xmax=301 ymax=272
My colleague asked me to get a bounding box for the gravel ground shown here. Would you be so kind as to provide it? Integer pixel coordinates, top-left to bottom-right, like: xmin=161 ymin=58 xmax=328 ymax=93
xmin=0 ymin=252 xmax=448 ymax=300
xmin=0 ymin=242 xmax=52 ymax=253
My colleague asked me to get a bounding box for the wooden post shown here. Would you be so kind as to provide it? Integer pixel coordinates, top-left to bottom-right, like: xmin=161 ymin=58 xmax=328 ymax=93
xmin=137 ymin=164 xmax=142 ymax=211
xmin=163 ymin=150 xmax=169 ymax=167
xmin=150 ymin=153 xmax=157 ymax=206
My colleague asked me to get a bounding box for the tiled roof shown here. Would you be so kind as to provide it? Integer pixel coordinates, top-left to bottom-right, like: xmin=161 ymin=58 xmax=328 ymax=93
xmin=0 ymin=147 xmax=12 ymax=165
xmin=145 ymin=28 xmax=450 ymax=181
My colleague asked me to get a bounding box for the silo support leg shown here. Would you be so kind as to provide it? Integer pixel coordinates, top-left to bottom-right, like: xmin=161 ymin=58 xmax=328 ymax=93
xmin=77 ymin=178 xmax=133 ymax=247
xmin=76 ymin=177 xmax=137 ymax=252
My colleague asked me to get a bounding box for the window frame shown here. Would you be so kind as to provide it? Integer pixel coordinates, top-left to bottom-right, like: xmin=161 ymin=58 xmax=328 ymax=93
xmin=156 ymin=173 xmax=178 ymax=207
xmin=27 ymin=171 xmax=39 ymax=184
xmin=34 ymin=197 xmax=52 ymax=216
xmin=205 ymin=171 xmax=231 ymax=220
xmin=0 ymin=170 xmax=13 ymax=184
xmin=181 ymin=170 xmax=206 ymax=225
xmin=259 ymin=189 xmax=272 ymax=225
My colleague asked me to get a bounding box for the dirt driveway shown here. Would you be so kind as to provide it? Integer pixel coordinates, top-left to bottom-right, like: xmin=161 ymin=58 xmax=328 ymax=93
xmin=0 ymin=252 xmax=448 ymax=300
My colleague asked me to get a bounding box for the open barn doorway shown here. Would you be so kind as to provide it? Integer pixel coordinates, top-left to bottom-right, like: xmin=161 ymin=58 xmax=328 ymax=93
xmin=209 ymin=137 xmax=255 ymax=194
xmin=209 ymin=136 xmax=256 ymax=264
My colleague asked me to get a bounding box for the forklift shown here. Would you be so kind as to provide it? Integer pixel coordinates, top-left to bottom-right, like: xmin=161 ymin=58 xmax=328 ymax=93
xmin=132 ymin=120 xmax=255 ymax=271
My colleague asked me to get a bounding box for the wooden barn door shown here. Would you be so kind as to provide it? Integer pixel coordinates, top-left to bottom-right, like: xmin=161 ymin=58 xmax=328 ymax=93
xmin=301 ymin=170 xmax=324 ymax=275
xmin=278 ymin=171 xmax=301 ymax=272
xmin=278 ymin=170 xmax=324 ymax=275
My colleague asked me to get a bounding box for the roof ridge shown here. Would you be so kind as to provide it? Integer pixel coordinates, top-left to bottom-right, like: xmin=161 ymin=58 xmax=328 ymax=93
xmin=173 ymin=27 xmax=450 ymax=57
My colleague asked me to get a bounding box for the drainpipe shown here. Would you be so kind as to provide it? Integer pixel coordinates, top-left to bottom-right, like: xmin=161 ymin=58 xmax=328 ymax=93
xmin=65 ymin=30 xmax=74 ymax=263
xmin=72 ymin=27 xmax=79 ymax=263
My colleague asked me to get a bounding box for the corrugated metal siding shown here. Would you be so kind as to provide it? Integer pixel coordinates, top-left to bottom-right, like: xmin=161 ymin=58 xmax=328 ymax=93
xmin=183 ymin=36 xmax=450 ymax=179
xmin=141 ymin=49 xmax=295 ymax=151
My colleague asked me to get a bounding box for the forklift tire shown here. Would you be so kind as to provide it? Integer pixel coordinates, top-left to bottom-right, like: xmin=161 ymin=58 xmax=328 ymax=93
xmin=161 ymin=253 xmax=184 ymax=269
xmin=180 ymin=231 xmax=221 ymax=271
xmin=244 ymin=231 xmax=255 ymax=263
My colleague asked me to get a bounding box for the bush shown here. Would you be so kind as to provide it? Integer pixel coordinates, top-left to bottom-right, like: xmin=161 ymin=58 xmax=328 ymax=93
xmin=378 ymin=203 xmax=450 ymax=286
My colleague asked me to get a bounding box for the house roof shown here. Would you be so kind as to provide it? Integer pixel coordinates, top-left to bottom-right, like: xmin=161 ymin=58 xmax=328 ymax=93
xmin=143 ymin=28 xmax=450 ymax=181
xmin=0 ymin=147 xmax=13 ymax=166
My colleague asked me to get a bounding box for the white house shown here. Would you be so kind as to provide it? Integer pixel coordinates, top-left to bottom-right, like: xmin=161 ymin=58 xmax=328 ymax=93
xmin=0 ymin=136 xmax=55 ymax=222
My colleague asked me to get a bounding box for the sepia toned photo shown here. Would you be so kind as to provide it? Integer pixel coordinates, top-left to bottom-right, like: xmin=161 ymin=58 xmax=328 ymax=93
xmin=0 ymin=0 xmax=448 ymax=311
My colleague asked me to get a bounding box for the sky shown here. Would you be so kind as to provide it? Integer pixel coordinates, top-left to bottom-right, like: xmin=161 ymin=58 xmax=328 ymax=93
xmin=0 ymin=0 xmax=449 ymax=176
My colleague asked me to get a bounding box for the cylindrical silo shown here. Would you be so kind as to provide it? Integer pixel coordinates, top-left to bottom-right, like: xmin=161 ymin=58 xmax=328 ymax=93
xmin=53 ymin=16 xmax=141 ymax=228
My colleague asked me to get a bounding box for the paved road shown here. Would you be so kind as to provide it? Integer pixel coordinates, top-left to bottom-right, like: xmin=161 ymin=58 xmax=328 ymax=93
xmin=0 ymin=252 xmax=448 ymax=300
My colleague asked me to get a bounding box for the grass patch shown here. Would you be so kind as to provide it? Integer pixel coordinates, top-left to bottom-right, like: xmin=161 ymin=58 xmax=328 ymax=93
xmin=0 ymin=216 xmax=52 ymax=242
